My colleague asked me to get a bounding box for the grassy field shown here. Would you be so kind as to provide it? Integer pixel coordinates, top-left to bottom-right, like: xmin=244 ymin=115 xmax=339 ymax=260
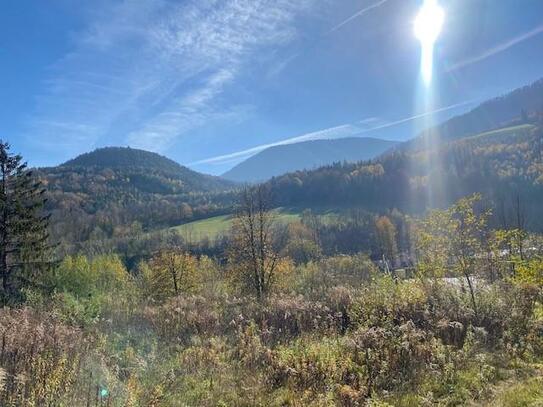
xmin=466 ymin=123 xmax=535 ymax=142
xmin=173 ymin=214 xmax=234 ymax=242
xmin=172 ymin=209 xmax=303 ymax=242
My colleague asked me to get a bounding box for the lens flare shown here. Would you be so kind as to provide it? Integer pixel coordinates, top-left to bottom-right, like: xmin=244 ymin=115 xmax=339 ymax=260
xmin=414 ymin=0 xmax=444 ymax=85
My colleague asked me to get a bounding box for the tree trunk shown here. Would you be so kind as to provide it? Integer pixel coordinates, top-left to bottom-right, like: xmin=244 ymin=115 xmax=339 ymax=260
xmin=0 ymin=163 xmax=7 ymax=300
xmin=0 ymin=249 xmax=7 ymax=300
xmin=464 ymin=272 xmax=478 ymax=319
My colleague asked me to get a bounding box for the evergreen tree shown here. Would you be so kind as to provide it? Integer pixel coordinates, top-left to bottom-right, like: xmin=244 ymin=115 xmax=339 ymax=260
xmin=0 ymin=141 xmax=50 ymax=304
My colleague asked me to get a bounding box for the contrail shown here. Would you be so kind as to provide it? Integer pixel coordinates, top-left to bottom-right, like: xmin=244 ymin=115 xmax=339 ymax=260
xmin=355 ymin=99 xmax=477 ymax=134
xmin=327 ymin=0 xmax=389 ymax=34
xmin=274 ymin=0 xmax=389 ymax=78
xmin=189 ymin=124 xmax=361 ymax=166
xmin=448 ymin=23 xmax=543 ymax=72
xmin=188 ymin=100 xmax=476 ymax=167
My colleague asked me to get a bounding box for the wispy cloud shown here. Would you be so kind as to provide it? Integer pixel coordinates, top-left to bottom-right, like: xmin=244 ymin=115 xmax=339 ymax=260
xmin=25 ymin=0 xmax=319 ymax=156
xmin=191 ymin=99 xmax=476 ymax=167
xmin=327 ymin=0 xmax=389 ymax=34
xmin=265 ymin=0 xmax=389 ymax=79
xmin=448 ymin=23 xmax=543 ymax=72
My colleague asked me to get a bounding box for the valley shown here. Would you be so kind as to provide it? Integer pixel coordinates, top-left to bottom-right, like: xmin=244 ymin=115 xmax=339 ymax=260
xmin=3 ymin=2 xmax=543 ymax=404
xmin=3 ymin=79 xmax=543 ymax=406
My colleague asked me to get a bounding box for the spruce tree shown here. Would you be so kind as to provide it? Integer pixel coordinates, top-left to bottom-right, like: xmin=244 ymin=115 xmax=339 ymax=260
xmin=0 ymin=141 xmax=50 ymax=304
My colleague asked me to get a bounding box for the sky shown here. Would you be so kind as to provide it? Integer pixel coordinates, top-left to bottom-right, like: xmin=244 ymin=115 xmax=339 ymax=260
xmin=2 ymin=0 xmax=543 ymax=175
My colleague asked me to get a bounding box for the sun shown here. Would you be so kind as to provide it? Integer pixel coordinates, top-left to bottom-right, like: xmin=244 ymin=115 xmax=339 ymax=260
xmin=414 ymin=0 xmax=445 ymax=84
xmin=415 ymin=0 xmax=444 ymax=45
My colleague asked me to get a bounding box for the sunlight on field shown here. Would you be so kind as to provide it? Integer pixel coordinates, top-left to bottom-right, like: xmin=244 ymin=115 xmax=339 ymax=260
xmin=466 ymin=123 xmax=536 ymax=142
xmin=172 ymin=210 xmax=302 ymax=242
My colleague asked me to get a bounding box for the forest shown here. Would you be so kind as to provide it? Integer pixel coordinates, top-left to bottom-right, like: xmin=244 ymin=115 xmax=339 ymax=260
xmin=267 ymin=120 xmax=543 ymax=228
xmin=38 ymin=147 xmax=238 ymax=244
xmin=21 ymin=79 xmax=541 ymax=269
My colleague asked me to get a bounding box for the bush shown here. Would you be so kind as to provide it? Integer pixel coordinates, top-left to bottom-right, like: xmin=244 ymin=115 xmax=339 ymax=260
xmin=349 ymin=276 xmax=428 ymax=330
xmin=271 ymin=337 xmax=358 ymax=402
xmin=290 ymin=254 xmax=377 ymax=297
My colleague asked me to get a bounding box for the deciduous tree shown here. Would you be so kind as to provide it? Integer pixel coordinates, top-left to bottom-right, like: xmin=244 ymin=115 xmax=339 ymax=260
xmin=229 ymin=186 xmax=280 ymax=299
xmin=415 ymin=194 xmax=490 ymax=317
xmin=143 ymin=249 xmax=198 ymax=301
xmin=375 ymin=216 xmax=398 ymax=267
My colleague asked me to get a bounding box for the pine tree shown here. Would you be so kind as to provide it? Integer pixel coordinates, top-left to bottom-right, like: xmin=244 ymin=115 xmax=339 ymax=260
xmin=0 ymin=141 xmax=50 ymax=304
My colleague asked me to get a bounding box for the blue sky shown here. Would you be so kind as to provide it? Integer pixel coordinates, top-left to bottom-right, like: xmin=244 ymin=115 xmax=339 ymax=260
xmin=2 ymin=0 xmax=543 ymax=174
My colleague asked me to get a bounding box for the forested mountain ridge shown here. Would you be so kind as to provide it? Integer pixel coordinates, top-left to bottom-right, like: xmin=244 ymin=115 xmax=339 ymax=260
xmin=38 ymin=147 xmax=237 ymax=244
xmin=402 ymin=78 xmax=543 ymax=152
xmin=267 ymin=119 xmax=543 ymax=228
xmin=223 ymin=79 xmax=543 ymax=182
xmin=261 ymin=79 xmax=543 ymax=227
xmin=62 ymin=147 xmax=233 ymax=191
xmin=222 ymin=137 xmax=399 ymax=182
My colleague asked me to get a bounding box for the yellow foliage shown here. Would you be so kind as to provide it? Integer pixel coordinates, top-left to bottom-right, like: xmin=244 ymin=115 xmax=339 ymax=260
xmin=512 ymin=257 xmax=543 ymax=287
xmin=140 ymin=250 xmax=199 ymax=301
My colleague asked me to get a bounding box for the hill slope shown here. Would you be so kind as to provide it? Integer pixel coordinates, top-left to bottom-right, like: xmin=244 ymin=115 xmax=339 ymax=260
xmin=40 ymin=147 xmax=237 ymax=244
xmin=222 ymin=137 xmax=399 ymax=182
xmin=254 ymin=79 xmax=543 ymax=227
xmin=266 ymin=121 xmax=543 ymax=228
xmin=62 ymin=147 xmax=232 ymax=191
xmin=403 ymin=78 xmax=543 ymax=151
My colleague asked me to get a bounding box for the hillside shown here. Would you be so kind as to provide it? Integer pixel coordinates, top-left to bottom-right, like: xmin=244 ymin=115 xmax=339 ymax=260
xmin=266 ymin=120 xmax=543 ymax=228
xmin=62 ymin=147 xmax=232 ymax=191
xmin=223 ymin=78 xmax=543 ymax=183
xmin=403 ymin=78 xmax=543 ymax=151
xmin=222 ymin=137 xmax=398 ymax=182
xmin=258 ymin=79 xmax=543 ymax=227
xmin=39 ymin=147 xmax=237 ymax=243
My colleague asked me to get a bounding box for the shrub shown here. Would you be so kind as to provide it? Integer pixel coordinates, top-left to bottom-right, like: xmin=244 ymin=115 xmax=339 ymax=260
xmin=0 ymin=307 xmax=90 ymax=405
xmin=348 ymin=321 xmax=438 ymax=396
xmin=349 ymin=276 xmax=428 ymax=330
xmin=291 ymin=254 xmax=377 ymax=297
xmin=271 ymin=337 xmax=357 ymax=399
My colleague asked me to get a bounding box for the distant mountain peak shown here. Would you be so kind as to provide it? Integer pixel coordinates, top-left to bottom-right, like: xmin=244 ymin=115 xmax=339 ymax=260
xmin=62 ymin=146 xmax=184 ymax=174
xmin=222 ymin=137 xmax=398 ymax=183
xmin=57 ymin=146 xmax=234 ymax=192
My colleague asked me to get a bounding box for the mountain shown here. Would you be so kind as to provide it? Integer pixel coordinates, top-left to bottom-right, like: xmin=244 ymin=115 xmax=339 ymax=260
xmin=41 ymin=79 xmax=543 ymax=243
xmin=224 ymin=78 xmax=543 ymax=184
xmin=222 ymin=137 xmax=399 ymax=183
xmin=62 ymin=147 xmax=231 ymax=192
xmin=39 ymin=147 xmax=237 ymax=244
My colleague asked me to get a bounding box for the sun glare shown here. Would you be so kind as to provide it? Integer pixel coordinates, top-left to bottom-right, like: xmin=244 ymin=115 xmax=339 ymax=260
xmin=414 ymin=0 xmax=444 ymax=85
